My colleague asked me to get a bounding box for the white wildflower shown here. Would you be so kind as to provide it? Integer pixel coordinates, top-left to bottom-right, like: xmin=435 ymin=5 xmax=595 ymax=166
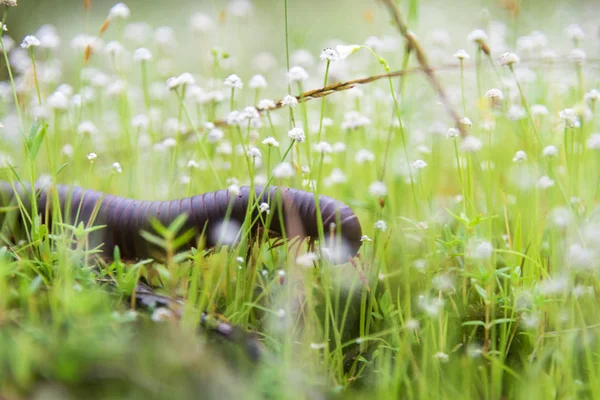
xmin=467 ymin=29 xmax=488 ymax=43
xmin=587 ymin=133 xmax=600 ymax=150
xmin=259 ymin=202 xmax=270 ymax=214
xmin=460 ymin=136 xmax=482 ymax=152
xmin=499 ymin=52 xmax=520 ymax=66
xmin=262 ymin=136 xmax=280 ymax=147
xmin=288 ymin=127 xmax=305 ymax=142
xmin=249 ymin=74 xmax=267 ymax=89
xmin=133 ymin=47 xmax=152 ymax=61
xmin=228 ymin=184 xmax=241 ymax=196
xmin=273 ymin=162 xmax=294 ymax=178
xmin=536 ymin=176 xmax=555 ymax=189
xmin=335 ymin=44 xmax=361 ymax=60
xmin=512 ymin=150 xmax=527 ymax=163
xmin=373 ymin=220 xmax=387 ymax=232
xmin=568 ymin=48 xmax=586 ymax=64
xmin=565 ymin=24 xmax=585 ymax=41
xmin=531 ymin=104 xmax=549 ymax=116
xmin=112 ymin=162 xmax=123 ymax=173
xmin=20 ymin=35 xmax=41 ymax=49
xmin=485 ymin=88 xmax=503 ymax=100
xmin=288 ymin=66 xmax=309 ymax=83
xmin=360 ymin=235 xmax=372 ymax=242
xmin=258 ymin=99 xmax=276 ymax=110
xmin=368 ymin=181 xmax=387 ymax=197
xmin=453 ymin=49 xmax=470 ymax=60
xmin=412 ymin=160 xmax=427 ymax=169
xmin=247 ymin=146 xmax=262 ymax=159
xmin=281 ymin=95 xmax=298 ymax=108
xmin=542 ymin=145 xmax=558 ymax=158
xmin=190 ymin=12 xmax=215 ymax=33
xmin=224 ymin=74 xmax=243 ymax=89
xmin=77 ymin=121 xmax=97 ymax=135
xmin=459 ymin=117 xmax=472 ymax=127
xmin=446 ymin=128 xmax=460 ymax=139
xmin=314 ymin=141 xmax=333 ymax=154
xmin=108 ymin=2 xmax=131 ymax=20
xmin=320 ymin=48 xmax=338 ymax=62
xmin=86 ymin=152 xmax=97 ymax=162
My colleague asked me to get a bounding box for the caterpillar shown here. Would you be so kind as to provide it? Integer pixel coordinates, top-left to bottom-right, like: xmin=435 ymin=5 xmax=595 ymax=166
xmin=0 ymin=182 xmax=362 ymax=264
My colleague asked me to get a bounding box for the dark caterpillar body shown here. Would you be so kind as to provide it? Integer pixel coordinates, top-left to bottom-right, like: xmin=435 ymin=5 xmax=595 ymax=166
xmin=0 ymin=182 xmax=362 ymax=264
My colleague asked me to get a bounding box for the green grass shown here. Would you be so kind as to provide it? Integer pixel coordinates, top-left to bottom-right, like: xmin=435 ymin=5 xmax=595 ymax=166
xmin=1 ymin=1 xmax=600 ymax=399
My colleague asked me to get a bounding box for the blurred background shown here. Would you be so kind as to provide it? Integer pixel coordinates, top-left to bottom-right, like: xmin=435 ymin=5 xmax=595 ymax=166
xmin=7 ymin=0 xmax=600 ymax=63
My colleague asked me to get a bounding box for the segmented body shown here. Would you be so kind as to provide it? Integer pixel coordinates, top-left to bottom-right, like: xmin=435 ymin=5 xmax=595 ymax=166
xmin=0 ymin=182 xmax=362 ymax=264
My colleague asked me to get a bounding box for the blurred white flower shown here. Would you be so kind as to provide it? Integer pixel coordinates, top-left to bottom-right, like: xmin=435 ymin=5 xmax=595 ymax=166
xmin=369 ymin=181 xmax=387 ymax=197
xmin=108 ymin=2 xmax=131 ymax=20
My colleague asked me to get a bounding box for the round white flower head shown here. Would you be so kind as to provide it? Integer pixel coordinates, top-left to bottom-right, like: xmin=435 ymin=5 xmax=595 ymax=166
xmin=314 ymin=141 xmax=333 ymax=154
xmin=165 ymin=76 xmax=181 ymax=90
xmin=224 ymin=74 xmax=243 ymax=89
xmin=228 ymin=184 xmax=241 ymax=196
xmin=87 ymin=152 xmax=98 ymax=162
xmin=273 ymin=162 xmax=294 ymax=178
xmin=249 ymin=74 xmax=267 ymax=89
xmin=536 ymin=176 xmax=555 ymax=189
xmin=446 ymin=128 xmax=460 ymax=139
xmin=258 ymin=99 xmax=276 ymax=110
xmin=499 ymin=52 xmax=520 ymax=66
xmin=485 ymin=88 xmax=503 ymax=100
xmin=262 ymin=136 xmax=280 ymax=147
xmin=281 ymin=95 xmax=298 ymax=108
xmin=247 ymin=146 xmax=262 ymax=159
xmin=47 ymin=91 xmax=69 ymax=110
xmin=412 ymin=159 xmax=427 ymax=169
xmin=178 ymin=72 xmax=195 ymax=86
xmin=104 ymin=41 xmax=124 ymax=56
xmin=77 ymin=121 xmax=97 ymax=135
xmin=335 ymin=44 xmax=361 ymax=60
xmin=360 ymin=235 xmax=372 ymax=242
xmin=163 ymin=137 xmax=177 ymax=148
xmin=108 ymin=3 xmax=131 ymax=20
xmin=542 ymin=145 xmax=558 ymax=158
xmin=368 ymin=181 xmax=387 ymax=197
xmin=586 ymin=133 xmax=600 ymax=150
xmin=133 ymin=47 xmax=152 ymax=61
xmin=320 ymin=48 xmax=338 ymax=62
xmin=355 ymin=149 xmax=375 ymax=163
xmin=190 ymin=12 xmax=215 ymax=33
xmin=584 ymin=89 xmax=600 ymax=103
xmin=459 ymin=117 xmax=473 ymax=127
xmin=531 ymin=104 xmax=549 ymax=116
xmin=373 ymin=220 xmax=387 ymax=232
xmin=467 ymin=29 xmax=488 ymax=43
xmin=21 ymin=35 xmax=41 ymax=49
xmin=333 ymin=142 xmax=346 ymax=153
xmin=453 ymin=49 xmax=470 ymax=60
xmin=565 ymin=24 xmax=585 ymax=41
xmin=460 ymin=136 xmax=482 ymax=152
xmin=288 ymin=127 xmax=305 ymax=142
xmin=131 ymin=114 xmax=149 ymax=130
xmin=559 ymin=109 xmax=580 ymax=128
xmin=112 ymin=162 xmax=123 ymax=173
xmin=568 ymin=48 xmax=586 ymax=64
xmin=259 ymin=202 xmax=270 ymax=214
xmin=434 ymin=352 xmax=450 ymax=363
xmin=512 ymin=150 xmax=527 ymax=163
xmin=0 ymin=23 xmax=7 ymax=32
xmin=288 ymin=66 xmax=309 ymax=83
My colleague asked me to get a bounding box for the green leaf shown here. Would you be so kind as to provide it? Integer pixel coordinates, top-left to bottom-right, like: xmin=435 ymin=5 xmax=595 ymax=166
xmin=462 ymin=320 xmax=486 ymax=327
xmin=167 ymin=213 xmax=189 ymax=235
xmin=140 ymin=230 xmax=167 ymax=248
xmin=28 ymin=123 xmax=47 ymax=161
